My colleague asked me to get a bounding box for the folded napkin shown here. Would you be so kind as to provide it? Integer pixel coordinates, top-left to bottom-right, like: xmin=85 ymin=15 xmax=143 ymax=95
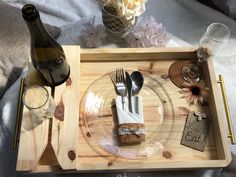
xmin=115 ymin=95 xmax=145 ymax=145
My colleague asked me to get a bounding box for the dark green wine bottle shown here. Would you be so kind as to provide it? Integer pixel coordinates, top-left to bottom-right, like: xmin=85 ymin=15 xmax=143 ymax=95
xmin=22 ymin=4 xmax=70 ymax=86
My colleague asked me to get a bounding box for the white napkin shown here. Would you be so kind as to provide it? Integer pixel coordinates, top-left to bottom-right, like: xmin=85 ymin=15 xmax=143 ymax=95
xmin=115 ymin=95 xmax=144 ymax=124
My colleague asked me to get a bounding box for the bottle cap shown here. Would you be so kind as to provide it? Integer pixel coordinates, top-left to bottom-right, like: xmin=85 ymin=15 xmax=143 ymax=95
xmin=22 ymin=4 xmax=39 ymax=21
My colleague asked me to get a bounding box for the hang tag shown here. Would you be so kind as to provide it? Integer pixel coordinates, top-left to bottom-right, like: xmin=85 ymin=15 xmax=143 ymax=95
xmin=181 ymin=112 xmax=210 ymax=151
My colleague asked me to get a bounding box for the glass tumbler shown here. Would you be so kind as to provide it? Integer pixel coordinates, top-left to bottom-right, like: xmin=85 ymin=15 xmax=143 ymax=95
xmin=182 ymin=23 xmax=230 ymax=82
xmin=23 ymin=85 xmax=56 ymax=119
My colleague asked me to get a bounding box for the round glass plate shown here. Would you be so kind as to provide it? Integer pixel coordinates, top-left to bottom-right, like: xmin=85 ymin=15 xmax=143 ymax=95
xmin=80 ymin=72 xmax=175 ymax=159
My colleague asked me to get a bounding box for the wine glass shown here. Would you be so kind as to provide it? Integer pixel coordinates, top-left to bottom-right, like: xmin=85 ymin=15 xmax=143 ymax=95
xmin=182 ymin=23 xmax=230 ymax=82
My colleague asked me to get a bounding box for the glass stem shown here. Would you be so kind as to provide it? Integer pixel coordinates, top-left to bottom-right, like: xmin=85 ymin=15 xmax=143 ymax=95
xmin=190 ymin=59 xmax=203 ymax=74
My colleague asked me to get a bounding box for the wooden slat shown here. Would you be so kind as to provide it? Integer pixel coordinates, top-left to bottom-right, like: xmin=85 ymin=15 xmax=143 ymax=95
xmin=51 ymin=46 xmax=80 ymax=169
xmin=204 ymin=59 xmax=231 ymax=161
xmin=80 ymin=47 xmax=197 ymax=62
xmin=16 ymin=65 xmax=50 ymax=171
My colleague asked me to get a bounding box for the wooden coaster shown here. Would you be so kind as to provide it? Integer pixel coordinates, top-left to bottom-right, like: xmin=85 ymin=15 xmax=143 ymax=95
xmin=169 ymin=60 xmax=191 ymax=88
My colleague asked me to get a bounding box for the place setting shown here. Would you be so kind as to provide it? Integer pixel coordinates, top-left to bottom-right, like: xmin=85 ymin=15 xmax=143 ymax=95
xmin=80 ymin=68 xmax=176 ymax=159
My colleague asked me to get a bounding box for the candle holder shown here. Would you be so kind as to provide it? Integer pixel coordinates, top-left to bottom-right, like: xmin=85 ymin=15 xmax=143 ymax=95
xmin=102 ymin=5 xmax=137 ymax=41
xmin=99 ymin=0 xmax=146 ymax=42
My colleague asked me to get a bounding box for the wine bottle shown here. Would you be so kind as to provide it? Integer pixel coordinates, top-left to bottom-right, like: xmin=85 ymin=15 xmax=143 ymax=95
xmin=22 ymin=4 xmax=70 ymax=86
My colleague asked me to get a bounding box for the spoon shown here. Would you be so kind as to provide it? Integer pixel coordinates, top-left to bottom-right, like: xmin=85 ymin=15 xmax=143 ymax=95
xmin=130 ymin=71 xmax=144 ymax=95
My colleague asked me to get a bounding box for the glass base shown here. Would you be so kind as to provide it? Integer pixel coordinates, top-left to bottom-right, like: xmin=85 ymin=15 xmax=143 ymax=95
xmin=105 ymin=28 xmax=130 ymax=45
xmin=181 ymin=64 xmax=201 ymax=82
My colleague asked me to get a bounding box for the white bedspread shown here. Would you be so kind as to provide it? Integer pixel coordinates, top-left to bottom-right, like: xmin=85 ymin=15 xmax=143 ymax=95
xmin=1 ymin=0 xmax=236 ymax=177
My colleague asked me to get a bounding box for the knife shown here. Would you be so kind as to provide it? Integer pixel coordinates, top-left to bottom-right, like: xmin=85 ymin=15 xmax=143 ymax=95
xmin=125 ymin=71 xmax=133 ymax=113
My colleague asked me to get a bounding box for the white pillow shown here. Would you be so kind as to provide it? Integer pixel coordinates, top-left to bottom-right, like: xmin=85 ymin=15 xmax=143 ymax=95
xmin=211 ymin=0 xmax=236 ymax=19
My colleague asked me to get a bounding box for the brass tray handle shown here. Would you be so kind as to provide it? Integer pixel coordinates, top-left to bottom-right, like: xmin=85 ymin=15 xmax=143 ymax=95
xmin=12 ymin=78 xmax=25 ymax=149
xmin=217 ymin=74 xmax=235 ymax=144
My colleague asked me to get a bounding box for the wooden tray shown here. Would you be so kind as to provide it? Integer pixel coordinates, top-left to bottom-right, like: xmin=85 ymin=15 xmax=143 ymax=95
xmin=16 ymin=46 xmax=233 ymax=172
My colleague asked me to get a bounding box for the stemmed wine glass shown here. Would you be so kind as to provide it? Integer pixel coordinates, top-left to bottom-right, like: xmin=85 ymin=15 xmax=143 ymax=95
xmin=182 ymin=23 xmax=231 ymax=82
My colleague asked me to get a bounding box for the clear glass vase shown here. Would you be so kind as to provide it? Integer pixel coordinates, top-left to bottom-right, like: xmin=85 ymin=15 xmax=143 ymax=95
xmin=102 ymin=6 xmax=137 ymax=42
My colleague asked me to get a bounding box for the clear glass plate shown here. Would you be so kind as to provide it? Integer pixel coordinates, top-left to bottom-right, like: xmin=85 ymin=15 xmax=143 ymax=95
xmin=80 ymin=72 xmax=175 ymax=159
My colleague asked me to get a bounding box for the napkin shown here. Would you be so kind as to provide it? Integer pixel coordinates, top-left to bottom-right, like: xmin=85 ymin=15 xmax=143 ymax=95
xmin=115 ymin=95 xmax=145 ymax=145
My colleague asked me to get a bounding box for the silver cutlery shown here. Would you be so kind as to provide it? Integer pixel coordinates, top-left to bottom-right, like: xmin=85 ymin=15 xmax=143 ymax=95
xmin=130 ymin=71 xmax=144 ymax=96
xmin=110 ymin=69 xmax=144 ymax=113
xmin=130 ymin=71 xmax=144 ymax=114
xmin=110 ymin=68 xmax=126 ymax=110
xmin=125 ymin=71 xmax=133 ymax=113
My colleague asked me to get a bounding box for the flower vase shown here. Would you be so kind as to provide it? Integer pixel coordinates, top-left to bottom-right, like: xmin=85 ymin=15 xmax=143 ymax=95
xmin=102 ymin=6 xmax=136 ymax=42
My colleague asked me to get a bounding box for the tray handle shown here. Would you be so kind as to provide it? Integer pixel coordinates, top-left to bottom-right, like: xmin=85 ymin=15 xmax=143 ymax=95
xmin=12 ymin=78 xmax=25 ymax=149
xmin=217 ymin=74 xmax=235 ymax=144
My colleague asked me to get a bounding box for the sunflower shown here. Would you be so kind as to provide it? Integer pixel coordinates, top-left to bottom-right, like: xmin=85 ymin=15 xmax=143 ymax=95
xmin=180 ymin=80 xmax=209 ymax=105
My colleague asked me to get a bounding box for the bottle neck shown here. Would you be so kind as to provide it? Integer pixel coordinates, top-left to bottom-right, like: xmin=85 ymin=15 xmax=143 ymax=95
xmin=25 ymin=17 xmax=53 ymax=47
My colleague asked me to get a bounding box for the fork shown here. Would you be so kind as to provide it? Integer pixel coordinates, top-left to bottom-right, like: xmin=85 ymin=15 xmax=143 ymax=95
xmin=110 ymin=68 xmax=126 ymax=110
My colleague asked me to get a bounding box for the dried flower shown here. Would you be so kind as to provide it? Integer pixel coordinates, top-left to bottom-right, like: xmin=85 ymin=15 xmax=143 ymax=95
xmin=80 ymin=17 xmax=107 ymax=48
xmin=122 ymin=0 xmax=147 ymax=19
xmin=99 ymin=0 xmax=147 ymax=20
xmin=127 ymin=31 xmax=150 ymax=47
xmin=127 ymin=16 xmax=169 ymax=48
xmin=180 ymin=80 xmax=209 ymax=105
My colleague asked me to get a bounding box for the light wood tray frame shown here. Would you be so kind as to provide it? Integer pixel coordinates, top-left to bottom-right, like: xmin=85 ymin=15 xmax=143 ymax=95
xmin=16 ymin=46 xmax=232 ymax=173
